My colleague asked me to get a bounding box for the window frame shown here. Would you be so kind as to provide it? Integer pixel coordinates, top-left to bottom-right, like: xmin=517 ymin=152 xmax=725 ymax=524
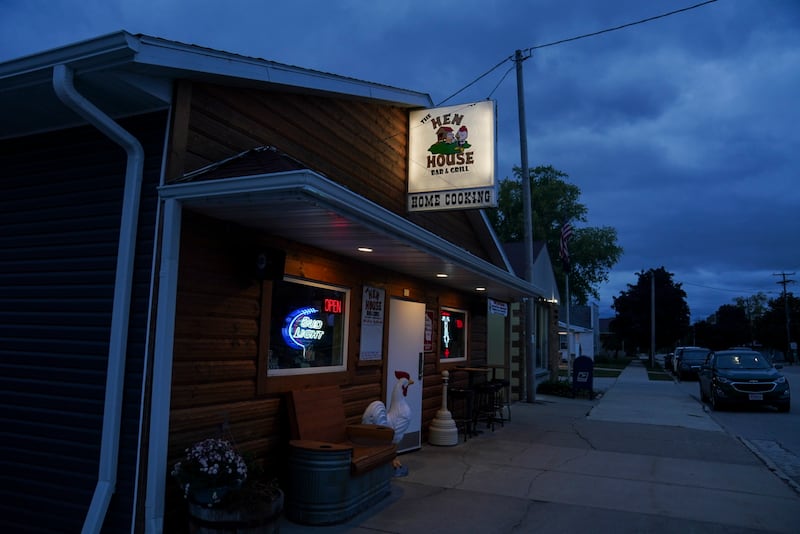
xmin=265 ymin=276 xmax=350 ymax=377
xmin=439 ymin=305 xmax=468 ymax=362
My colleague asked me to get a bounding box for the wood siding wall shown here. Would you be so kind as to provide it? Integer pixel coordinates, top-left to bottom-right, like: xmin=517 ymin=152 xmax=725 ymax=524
xmin=0 ymin=112 xmax=166 ymax=533
xmin=165 ymin=212 xmax=486 ymax=529
xmin=171 ymin=82 xmax=493 ymax=260
xmin=163 ymin=82 xmax=496 ymax=529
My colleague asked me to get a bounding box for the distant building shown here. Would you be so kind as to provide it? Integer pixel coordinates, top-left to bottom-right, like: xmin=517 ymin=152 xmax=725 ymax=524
xmin=502 ymin=242 xmax=562 ymax=388
xmin=559 ymin=303 xmax=601 ymax=360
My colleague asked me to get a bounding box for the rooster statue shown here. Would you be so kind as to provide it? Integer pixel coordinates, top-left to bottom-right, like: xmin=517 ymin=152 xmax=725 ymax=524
xmin=362 ymin=370 xmax=414 ymax=476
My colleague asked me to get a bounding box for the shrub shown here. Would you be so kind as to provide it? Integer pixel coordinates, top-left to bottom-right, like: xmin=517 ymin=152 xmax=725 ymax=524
xmin=536 ymin=379 xmax=574 ymax=397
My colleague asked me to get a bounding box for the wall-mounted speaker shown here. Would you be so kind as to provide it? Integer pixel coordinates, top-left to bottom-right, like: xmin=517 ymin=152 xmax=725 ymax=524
xmin=255 ymin=248 xmax=286 ymax=281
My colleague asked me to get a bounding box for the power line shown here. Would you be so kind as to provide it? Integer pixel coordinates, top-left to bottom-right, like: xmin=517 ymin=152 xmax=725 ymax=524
xmin=524 ymin=0 xmax=718 ymax=53
xmin=437 ymin=56 xmax=514 ymax=106
xmin=487 ymin=64 xmax=517 ymax=100
xmin=436 ymin=0 xmax=719 ymax=106
xmin=682 ymin=281 xmax=779 ymax=295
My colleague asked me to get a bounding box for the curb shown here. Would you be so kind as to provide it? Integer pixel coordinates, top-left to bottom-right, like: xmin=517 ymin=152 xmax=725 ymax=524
xmin=739 ymin=437 xmax=800 ymax=497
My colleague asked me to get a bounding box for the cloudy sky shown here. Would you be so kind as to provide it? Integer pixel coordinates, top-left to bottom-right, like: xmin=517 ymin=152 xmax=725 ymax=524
xmin=2 ymin=0 xmax=798 ymax=321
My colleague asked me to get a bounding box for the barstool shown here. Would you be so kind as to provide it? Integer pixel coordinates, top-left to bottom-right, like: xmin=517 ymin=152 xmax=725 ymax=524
xmin=473 ymin=382 xmax=501 ymax=432
xmin=448 ymin=387 xmax=474 ymax=442
xmin=489 ymin=377 xmax=511 ymax=424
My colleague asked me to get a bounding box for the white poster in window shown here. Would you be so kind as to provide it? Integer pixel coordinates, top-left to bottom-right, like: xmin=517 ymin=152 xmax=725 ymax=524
xmin=488 ymin=298 xmax=508 ymax=317
xmin=359 ymin=286 xmax=385 ymax=360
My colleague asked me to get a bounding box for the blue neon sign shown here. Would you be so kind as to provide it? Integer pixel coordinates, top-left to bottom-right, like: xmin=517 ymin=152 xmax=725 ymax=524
xmin=282 ymin=307 xmax=326 ymax=349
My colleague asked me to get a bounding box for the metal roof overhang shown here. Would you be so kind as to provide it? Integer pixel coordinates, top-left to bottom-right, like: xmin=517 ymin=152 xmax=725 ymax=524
xmin=159 ymin=170 xmax=544 ymax=302
xmin=0 ymin=31 xmax=433 ymax=139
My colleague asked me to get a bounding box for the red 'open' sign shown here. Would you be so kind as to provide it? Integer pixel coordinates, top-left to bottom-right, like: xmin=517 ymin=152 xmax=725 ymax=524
xmin=324 ymin=298 xmax=342 ymax=313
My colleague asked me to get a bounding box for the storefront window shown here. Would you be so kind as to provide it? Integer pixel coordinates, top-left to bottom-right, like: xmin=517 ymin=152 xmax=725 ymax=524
xmin=440 ymin=307 xmax=467 ymax=362
xmin=536 ymin=302 xmax=550 ymax=369
xmin=268 ymin=277 xmax=349 ymax=375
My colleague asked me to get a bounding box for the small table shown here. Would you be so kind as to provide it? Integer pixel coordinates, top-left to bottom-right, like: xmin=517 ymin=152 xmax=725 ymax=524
xmin=458 ymin=366 xmax=491 ymax=387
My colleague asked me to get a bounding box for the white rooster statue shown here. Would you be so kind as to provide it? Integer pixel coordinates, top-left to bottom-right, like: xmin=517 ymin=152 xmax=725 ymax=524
xmin=362 ymin=370 xmax=414 ymax=476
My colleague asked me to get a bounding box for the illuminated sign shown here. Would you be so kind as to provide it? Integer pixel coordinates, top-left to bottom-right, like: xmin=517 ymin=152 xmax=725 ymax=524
xmin=324 ymin=298 xmax=342 ymax=314
xmin=282 ymin=307 xmax=326 ymax=350
xmin=440 ymin=309 xmax=466 ymax=360
xmin=408 ymin=100 xmax=496 ymax=212
xmin=441 ymin=311 xmax=451 ymax=358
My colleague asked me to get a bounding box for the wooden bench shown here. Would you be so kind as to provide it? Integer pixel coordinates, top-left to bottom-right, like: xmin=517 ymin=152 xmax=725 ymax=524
xmin=285 ymin=386 xmax=397 ymax=525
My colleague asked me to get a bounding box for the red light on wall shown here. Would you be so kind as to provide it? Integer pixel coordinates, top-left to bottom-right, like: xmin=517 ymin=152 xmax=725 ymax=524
xmin=324 ymin=298 xmax=342 ymax=313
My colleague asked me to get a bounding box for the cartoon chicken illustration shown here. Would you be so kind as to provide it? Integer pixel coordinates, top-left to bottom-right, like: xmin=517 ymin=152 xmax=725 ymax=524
xmin=455 ymin=125 xmax=469 ymax=151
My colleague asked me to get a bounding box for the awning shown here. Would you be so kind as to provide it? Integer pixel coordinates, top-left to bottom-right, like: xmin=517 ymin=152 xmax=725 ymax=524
xmin=159 ymin=169 xmax=545 ymax=301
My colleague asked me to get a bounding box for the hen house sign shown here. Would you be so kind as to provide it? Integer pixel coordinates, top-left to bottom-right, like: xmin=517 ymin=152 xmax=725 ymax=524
xmin=407 ymin=100 xmax=497 ymax=212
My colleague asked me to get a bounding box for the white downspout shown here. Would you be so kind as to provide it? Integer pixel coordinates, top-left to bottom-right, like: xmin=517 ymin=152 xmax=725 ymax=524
xmin=52 ymin=63 xmax=145 ymax=534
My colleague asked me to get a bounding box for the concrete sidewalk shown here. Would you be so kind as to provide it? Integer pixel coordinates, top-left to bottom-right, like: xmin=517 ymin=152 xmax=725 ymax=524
xmin=278 ymin=361 xmax=800 ymax=533
xmin=588 ymin=358 xmax=722 ymax=431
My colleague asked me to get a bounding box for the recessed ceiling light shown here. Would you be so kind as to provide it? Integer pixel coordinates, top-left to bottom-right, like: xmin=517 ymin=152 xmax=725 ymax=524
xmin=357 ymin=247 xmax=373 ymax=253
xmin=436 ymin=273 xmax=448 ymax=278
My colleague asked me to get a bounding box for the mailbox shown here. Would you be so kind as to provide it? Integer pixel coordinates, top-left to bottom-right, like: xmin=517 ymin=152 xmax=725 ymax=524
xmin=572 ymin=355 xmax=594 ymax=399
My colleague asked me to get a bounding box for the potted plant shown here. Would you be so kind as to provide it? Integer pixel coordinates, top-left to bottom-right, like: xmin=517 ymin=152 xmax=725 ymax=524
xmin=172 ymin=437 xmax=284 ymax=532
xmin=172 ymin=437 xmax=248 ymax=507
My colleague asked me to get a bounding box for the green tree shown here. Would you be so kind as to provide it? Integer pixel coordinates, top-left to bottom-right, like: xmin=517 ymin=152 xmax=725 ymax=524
xmin=487 ymin=165 xmax=622 ymax=304
xmin=754 ymin=292 xmax=799 ymax=355
xmin=610 ymin=267 xmax=690 ymax=355
xmin=693 ymin=304 xmax=750 ymax=350
xmin=734 ymin=293 xmax=769 ymax=322
xmin=693 ymin=293 xmax=769 ymax=349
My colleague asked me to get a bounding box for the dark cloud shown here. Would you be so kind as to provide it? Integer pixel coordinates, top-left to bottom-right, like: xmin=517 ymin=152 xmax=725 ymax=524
xmin=2 ymin=0 xmax=797 ymax=322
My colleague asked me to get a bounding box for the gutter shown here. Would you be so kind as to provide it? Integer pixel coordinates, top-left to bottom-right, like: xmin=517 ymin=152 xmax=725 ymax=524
xmin=52 ymin=63 xmax=145 ymax=534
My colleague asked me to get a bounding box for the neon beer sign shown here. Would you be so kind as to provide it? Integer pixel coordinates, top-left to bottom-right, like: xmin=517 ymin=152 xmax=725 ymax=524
xmin=441 ymin=310 xmax=465 ymax=359
xmin=282 ymin=307 xmax=326 ymax=358
xmin=441 ymin=311 xmax=451 ymax=358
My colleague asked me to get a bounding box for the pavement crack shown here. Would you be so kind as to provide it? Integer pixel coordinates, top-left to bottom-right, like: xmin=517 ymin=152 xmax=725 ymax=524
xmin=573 ymin=424 xmax=598 ymax=450
xmin=510 ymin=498 xmax=539 ymax=533
xmin=525 ymin=468 xmax=547 ymax=496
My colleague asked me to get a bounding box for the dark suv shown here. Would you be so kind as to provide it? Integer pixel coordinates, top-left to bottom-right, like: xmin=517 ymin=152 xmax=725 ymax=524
xmin=674 ymin=347 xmax=710 ymax=381
xmin=698 ymin=349 xmax=790 ymax=412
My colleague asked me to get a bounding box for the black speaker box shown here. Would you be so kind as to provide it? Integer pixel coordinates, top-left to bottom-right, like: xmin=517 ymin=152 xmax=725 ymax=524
xmin=255 ymin=248 xmax=286 ymax=281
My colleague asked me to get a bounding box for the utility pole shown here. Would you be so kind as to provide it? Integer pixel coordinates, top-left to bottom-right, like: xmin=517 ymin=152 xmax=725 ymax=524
xmin=650 ymin=269 xmax=655 ymax=368
xmin=515 ymin=49 xmax=536 ymax=402
xmin=773 ymin=272 xmax=796 ymax=362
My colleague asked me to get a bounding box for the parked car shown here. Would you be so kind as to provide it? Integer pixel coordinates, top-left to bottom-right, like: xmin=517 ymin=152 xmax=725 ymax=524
xmin=663 ymin=352 xmax=674 ymax=373
xmin=671 ymin=346 xmax=696 ymax=375
xmin=673 ymin=346 xmax=711 ymax=380
xmin=698 ymin=349 xmax=791 ymax=412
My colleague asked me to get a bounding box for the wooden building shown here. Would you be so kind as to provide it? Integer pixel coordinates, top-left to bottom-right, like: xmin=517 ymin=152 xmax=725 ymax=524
xmin=0 ymin=32 xmax=559 ymax=533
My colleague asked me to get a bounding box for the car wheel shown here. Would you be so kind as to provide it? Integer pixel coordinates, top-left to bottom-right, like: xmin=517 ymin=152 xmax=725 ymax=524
xmin=699 ymin=383 xmax=708 ymax=403
xmin=710 ymin=389 xmax=724 ymax=411
xmin=777 ymin=402 xmax=791 ymax=413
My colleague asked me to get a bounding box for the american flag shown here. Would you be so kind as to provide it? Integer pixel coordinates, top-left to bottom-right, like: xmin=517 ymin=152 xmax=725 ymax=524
xmin=560 ymin=222 xmax=573 ymax=271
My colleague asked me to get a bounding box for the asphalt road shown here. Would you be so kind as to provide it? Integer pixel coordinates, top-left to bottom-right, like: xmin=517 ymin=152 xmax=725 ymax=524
xmin=672 ymin=361 xmax=800 ymax=493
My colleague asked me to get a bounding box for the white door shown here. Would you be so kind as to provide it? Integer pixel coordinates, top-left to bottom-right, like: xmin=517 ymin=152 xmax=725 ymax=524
xmin=387 ymin=298 xmax=425 ymax=453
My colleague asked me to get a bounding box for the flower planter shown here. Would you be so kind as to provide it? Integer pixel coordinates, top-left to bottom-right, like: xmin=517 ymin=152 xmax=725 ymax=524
xmin=189 ymin=486 xmax=236 ymax=507
xmin=189 ymin=489 xmax=283 ymax=534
